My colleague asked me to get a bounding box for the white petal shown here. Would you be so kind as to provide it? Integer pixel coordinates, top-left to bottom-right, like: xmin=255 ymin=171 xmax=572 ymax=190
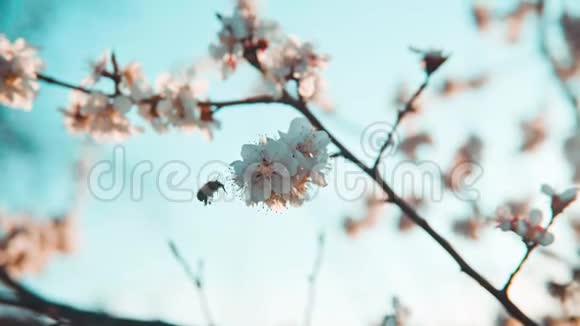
xmin=528 ymin=209 xmax=543 ymax=226
xmin=241 ymin=144 xmax=261 ymax=161
xmin=538 ymin=232 xmax=554 ymax=246
xmin=113 ymin=95 xmax=132 ymax=114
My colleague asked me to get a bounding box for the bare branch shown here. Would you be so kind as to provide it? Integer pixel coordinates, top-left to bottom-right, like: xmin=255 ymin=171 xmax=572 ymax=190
xmin=372 ymin=76 xmax=429 ymax=171
xmin=303 ymin=233 xmax=325 ymax=326
xmin=168 ymin=241 xmax=216 ymax=326
xmin=36 ymin=73 xmax=94 ymax=95
xmin=0 ymin=268 xmax=178 ymax=326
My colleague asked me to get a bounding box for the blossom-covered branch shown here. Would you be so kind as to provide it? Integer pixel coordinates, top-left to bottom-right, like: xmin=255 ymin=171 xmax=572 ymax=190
xmin=500 ymin=185 xmax=578 ymax=293
xmin=2 ymin=0 xmax=573 ymax=324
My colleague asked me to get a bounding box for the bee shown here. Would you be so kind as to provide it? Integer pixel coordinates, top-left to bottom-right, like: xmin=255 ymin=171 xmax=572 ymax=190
xmin=197 ymin=180 xmax=226 ymax=205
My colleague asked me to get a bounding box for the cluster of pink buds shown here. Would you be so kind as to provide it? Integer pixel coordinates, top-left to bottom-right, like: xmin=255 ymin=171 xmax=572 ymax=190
xmin=496 ymin=185 xmax=578 ymax=246
xmin=497 ymin=208 xmax=554 ymax=246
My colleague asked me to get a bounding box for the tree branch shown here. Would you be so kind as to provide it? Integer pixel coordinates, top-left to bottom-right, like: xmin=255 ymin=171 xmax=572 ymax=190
xmin=168 ymin=241 xmax=216 ymax=326
xmin=36 ymin=73 xmax=94 ymax=95
xmin=502 ymin=201 xmax=564 ymax=294
xmin=0 ymin=268 xmax=179 ymax=326
xmin=210 ymin=87 xmax=538 ymax=325
xmin=303 ymin=233 xmax=325 ymax=326
xmin=372 ymin=76 xmax=430 ymax=171
xmin=503 ymin=244 xmax=536 ymax=293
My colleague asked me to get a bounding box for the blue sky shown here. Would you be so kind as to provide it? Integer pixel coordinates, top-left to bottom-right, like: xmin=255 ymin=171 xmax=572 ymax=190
xmin=1 ymin=0 xmax=578 ymax=325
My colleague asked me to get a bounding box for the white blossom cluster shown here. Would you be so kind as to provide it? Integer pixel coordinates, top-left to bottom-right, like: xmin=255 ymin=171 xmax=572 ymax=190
xmin=145 ymin=74 xmax=218 ymax=141
xmin=262 ymin=36 xmax=331 ymax=104
xmin=61 ymin=51 xmax=219 ymax=142
xmin=496 ymin=208 xmax=555 ymax=246
xmin=496 ymin=185 xmax=577 ymax=246
xmin=62 ymin=91 xmax=139 ymax=142
xmin=231 ymin=117 xmax=330 ymax=210
xmin=0 ymin=34 xmax=43 ymax=110
xmin=209 ymin=0 xmax=333 ymax=111
xmin=209 ymin=0 xmax=281 ymax=78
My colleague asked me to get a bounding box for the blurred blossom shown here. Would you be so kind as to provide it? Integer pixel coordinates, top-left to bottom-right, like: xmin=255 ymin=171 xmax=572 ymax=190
xmin=520 ymin=112 xmax=546 ymax=152
xmin=398 ymin=132 xmax=433 ymax=160
xmin=0 ymin=212 xmax=76 ymax=277
xmin=0 ymin=34 xmax=43 ymax=110
xmin=343 ymin=195 xmax=385 ymax=237
xmin=61 ymin=91 xmax=141 ymax=142
xmin=210 ymin=0 xmax=281 ymax=78
xmin=444 ymin=135 xmax=483 ymax=191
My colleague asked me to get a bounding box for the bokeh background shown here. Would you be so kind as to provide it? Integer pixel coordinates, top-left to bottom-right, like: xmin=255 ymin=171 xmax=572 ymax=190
xmin=0 ymin=0 xmax=578 ymax=325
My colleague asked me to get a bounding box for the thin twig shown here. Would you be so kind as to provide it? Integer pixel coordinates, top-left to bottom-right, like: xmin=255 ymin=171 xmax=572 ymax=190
xmin=502 ymin=200 xmax=565 ymax=294
xmin=203 ymin=95 xmax=279 ymax=112
xmin=168 ymin=241 xmax=216 ymax=326
xmin=372 ymin=77 xmax=429 ymax=171
xmin=503 ymin=244 xmax=536 ymax=292
xmin=36 ymin=73 xmax=93 ymax=94
xmin=303 ymin=233 xmax=325 ymax=326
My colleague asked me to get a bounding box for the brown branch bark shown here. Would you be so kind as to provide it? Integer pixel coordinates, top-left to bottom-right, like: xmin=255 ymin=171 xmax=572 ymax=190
xmin=36 ymin=73 xmax=94 ymax=95
xmin=0 ymin=269 xmax=179 ymax=326
xmin=372 ymin=76 xmax=429 ymax=171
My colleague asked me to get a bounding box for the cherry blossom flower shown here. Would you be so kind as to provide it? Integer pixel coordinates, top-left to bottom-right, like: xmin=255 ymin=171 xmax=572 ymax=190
xmin=152 ymin=74 xmax=219 ymax=140
xmin=0 ymin=212 xmax=76 ymax=277
xmin=343 ymin=195 xmax=385 ymax=237
xmin=120 ymin=61 xmax=152 ymax=101
xmin=264 ymin=36 xmax=328 ymax=82
xmin=410 ymin=47 xmax=449 ymax=76
xmin=439 ymin=75 xmax=487 ymax=97
xmin=210 ymin=0 xmax=280 ymax=78
xmin=444 ymin=135 xmax=483 ymax=191
xmin=0 ymin=34 xmax=43 ymax=110
xmin=520 ymin=113 xmax=546 ymax=152
xmin=231 ymin=118 xmax=330 ymax=209
xmin=379 ymin=297 xmax=411 ymax=326
xmin=231 ymin=137 xmax=299 ymax=209
xmin=62 ymin=91 xmax=140 ymax=142
xmin=261 ymin=35 xmax=332 ymax=108
xmin=496 ymin=208 xmax=555 ymax=246
xmin=81 ymin=50 xmax=110 ymax=86
xmin=279 ymin=118 xmax=330 ymax=184
xmin=453 ymin=203 xmax=488 ymax=241
xmin=472 ymin=3 xmax=491 ymax=32
xmin=398 ymin=132 xmax=433 ymax=160
xmin=541 ymin=184 xmax=578 ymax=217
